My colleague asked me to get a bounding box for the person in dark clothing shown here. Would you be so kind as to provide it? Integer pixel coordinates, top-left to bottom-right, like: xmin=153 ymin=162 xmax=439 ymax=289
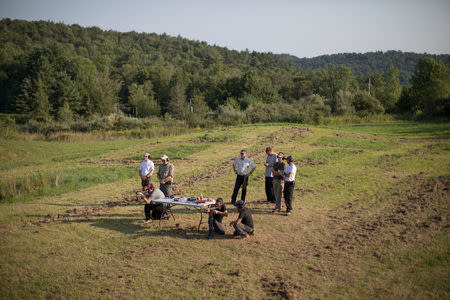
xmin=272 ymin=152 xmax=285 ymax=212
xmin=231 ymin=150 xmax=256 ymax=204
xmin=229 ymin=200 xmax=254 ymax=239
xmin=206 ymin=198 xmax=228 ymax=239
xmin=138 ymin=183 xmax=165 ymax=224
xmin=264 ymin=147 xmax=277 ymax=203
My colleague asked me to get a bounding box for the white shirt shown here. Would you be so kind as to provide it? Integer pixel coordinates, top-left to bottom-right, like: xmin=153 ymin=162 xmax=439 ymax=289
xmin=233 ymin=157 xmax=256 ymax=176
xmin=284 ymin=164 xmax=297 ymax=182
xmin=139 ymin=160 xmax=154 ymax=177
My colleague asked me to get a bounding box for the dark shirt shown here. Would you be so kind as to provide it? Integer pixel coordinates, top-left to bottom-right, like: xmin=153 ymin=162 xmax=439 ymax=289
xmin=273 ymin=161 xmax=285 ymax=179
xmin=212 ymin=204 xmax=227 ymax=222
xmin=238 ymin=207 xmax=254 ymax=229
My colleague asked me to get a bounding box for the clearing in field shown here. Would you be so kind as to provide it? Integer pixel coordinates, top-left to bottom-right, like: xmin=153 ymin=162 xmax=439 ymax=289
xmin=0 ymin=122 xmax=449 ymax=299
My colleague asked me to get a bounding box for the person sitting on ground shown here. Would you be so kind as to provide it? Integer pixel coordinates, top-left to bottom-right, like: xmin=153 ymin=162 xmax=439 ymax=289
xmin=141 ymin=183 xmax=165 ymax=224
xmin=206 ymin=198 xmax=228 ymax=239
xmin=229 ymin=200 xmax=254 ymax=239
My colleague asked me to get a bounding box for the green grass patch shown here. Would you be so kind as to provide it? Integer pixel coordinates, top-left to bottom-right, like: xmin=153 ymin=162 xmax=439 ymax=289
xmin=315 ymin=136 xmax=391 ymax=150
xmin=301 ymin=148 xmax=359 ymax=161
xmin=0 ymin=166 xmax=135 ymax=204
xmin=329 ymin=122 xmax=450 ymax=138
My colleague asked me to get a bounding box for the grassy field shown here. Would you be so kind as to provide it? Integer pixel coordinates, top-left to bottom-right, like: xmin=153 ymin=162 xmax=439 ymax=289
xmin=0 ymin=122 xmax=449 ymax=299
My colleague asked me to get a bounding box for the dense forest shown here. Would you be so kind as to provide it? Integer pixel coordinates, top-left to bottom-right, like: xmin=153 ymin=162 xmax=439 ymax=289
xmin=0 ymin=19 xmax=448 ymax=132
xmin=277 ymin=52 xmax=450 ymax=85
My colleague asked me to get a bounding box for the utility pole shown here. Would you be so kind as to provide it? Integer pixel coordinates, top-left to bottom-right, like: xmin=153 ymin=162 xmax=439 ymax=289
xmin=368 ymin=77 xmax=371 ymax=95
xmin=189 ymin=98 xmax=193 ymax=112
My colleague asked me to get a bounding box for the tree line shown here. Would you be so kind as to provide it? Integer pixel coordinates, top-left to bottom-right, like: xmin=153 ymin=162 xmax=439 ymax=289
xmin=277 ymin=51 xmax=450 ymax=85
xmin=0 ymin=19 xmax=448 ymax=131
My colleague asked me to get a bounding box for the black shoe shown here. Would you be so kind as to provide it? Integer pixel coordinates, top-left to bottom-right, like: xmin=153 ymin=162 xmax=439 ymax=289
xmin=207 ymin=234 xmax=214 ymax=239
xmin=233 ymin=231 xmax=240 ymax=236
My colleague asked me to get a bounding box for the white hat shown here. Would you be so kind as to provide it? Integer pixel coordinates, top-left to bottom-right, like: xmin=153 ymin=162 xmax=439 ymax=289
xmin=161 ymin=154 xmax=169 ymax=161
xmin=144 ymin=153 xmax=150 ymax=157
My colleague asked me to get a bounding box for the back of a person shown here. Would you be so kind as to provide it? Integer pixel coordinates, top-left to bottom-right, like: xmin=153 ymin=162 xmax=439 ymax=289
xmin=240 ymin=207 xmax=254 ymax=228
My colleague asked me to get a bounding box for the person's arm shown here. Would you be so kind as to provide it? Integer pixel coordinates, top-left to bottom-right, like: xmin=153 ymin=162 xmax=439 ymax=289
xmin=230 ymin=217 xmax=242 ymax=226
xmin=161 ymin=175 xmax=173 ymax=184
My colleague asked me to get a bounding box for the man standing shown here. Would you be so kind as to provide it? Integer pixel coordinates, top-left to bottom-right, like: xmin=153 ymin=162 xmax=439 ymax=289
xmin=231 ymin=150 xmax=256 ymax=204
xmin=141 ymin=183 xmax=165 ymax=224
xmin=283 ymin=155 xmax=297 ymax=216
xmin=206 ymin=198 xmax=228 ymax=239
xmin=139 ymin=152 xmax=154 ymax=190
xmin=157 ymin=154 xmax=174 ymax=197
xmin=229 ymin=200 xmax=254 ymax=239
xmin=264 ymin=147 xmax=277 ymax=203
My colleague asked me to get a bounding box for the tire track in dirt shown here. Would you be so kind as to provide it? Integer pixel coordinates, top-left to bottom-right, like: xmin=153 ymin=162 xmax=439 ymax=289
xmin=324 ymin=175 xmax=449 ymax=255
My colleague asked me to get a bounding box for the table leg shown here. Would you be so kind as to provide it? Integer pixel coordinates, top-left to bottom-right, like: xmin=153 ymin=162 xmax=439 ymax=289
xmin=198 ymin=210 xmax=203 ymax=233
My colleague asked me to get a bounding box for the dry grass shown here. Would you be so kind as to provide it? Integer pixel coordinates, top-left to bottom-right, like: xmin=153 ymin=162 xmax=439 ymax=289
xmin=0 ymin=122 xmax=449 ymax=299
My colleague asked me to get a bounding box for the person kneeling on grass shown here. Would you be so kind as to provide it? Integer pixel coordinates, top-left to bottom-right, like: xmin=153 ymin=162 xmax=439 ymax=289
xmin=140 ymin=183 xmax=165 ymax=224
xmin=229 ymin=200 xmax=254 ymax=239
xmin=206 ymin=198 xmax=228 ymax=239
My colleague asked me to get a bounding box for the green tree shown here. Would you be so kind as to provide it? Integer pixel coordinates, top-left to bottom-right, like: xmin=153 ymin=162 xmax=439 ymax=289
xmin=128 ymin=82 xmax=160 ymax=117
xmin=409 ymin=57 xmax=449 ymax=115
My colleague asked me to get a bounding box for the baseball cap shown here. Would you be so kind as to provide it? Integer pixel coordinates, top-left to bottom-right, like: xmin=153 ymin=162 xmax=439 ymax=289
xmin=286 ymin=155 xmax=294 ymax=162
xmin=144 ymin=152 xmax=150 ymax=157
xmin=145 ymin=183 xmax=154 ymax=190
xmin=234 ymin=200 xmax=245 ymax=207
xmin=161 ymin=154 xmax=169 ymax=160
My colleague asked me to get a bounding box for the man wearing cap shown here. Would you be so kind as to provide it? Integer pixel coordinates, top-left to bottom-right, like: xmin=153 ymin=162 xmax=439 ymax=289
xmin=264 ymin=147 xmax=277 ymax=203
xmin=157 ymin=154 xmax=174 ymax=197
xmin=139 ymin=153 xmax=154 ymax=190
xmin=283 ymin=155 xmax=297 ymax=216
xmin=206 ymin=198 xmax=228 ymax=239
xmin=231 ymin=150 xmax=256 ymax=204
xmin=229 ymin=200 xmax=254 ymax=238
xmin=272 ymin=152 xmax=286 ymax=212
xmin=141 ymin=183 xmax=165 ymax=224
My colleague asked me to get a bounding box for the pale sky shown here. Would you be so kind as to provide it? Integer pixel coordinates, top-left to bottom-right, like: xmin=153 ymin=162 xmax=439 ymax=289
xmin=0 ymin=0 xmax=449 ymax=58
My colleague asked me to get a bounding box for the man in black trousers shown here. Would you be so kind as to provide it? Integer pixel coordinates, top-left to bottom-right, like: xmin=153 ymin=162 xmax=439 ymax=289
xmin=231 ymin=150 xmax=256 ymax=204
xmin=264 ymin=147 xmax=277 ymax=203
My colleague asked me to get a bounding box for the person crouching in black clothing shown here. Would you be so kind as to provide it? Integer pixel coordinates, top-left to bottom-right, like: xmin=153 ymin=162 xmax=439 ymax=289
xmin=230 ymin=200 xmax=254 ymax=239
xmin=206 ymin=198 xmax=228 ymax=239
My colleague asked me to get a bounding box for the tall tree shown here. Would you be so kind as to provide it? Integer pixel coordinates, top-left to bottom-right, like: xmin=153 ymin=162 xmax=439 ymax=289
xmin=409 ymin=57 xmax=449 ymax=115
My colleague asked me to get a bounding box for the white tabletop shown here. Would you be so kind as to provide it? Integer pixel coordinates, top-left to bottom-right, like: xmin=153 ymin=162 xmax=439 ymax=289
xmin=151 ymin=197 xmax=216 ymax=208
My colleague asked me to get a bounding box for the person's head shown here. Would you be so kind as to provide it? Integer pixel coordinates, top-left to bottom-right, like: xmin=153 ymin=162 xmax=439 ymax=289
xmin=286 ymin=155 xmax=294 ymax=164
xmin=234 ymin=199 xmax=245 ymax=210
xmin=161 ymin=154 xmax=169 ymax=164
xmin=143 ymin=153 xmax=150 ymax=160
xmin=216 ymin=197 xmax=223 ymax=207
xmin=145 ymin=183 xmax=154 ymax=193
xmin=277 ymin=152 xmax=285 ymax=161
xmin=265 ymin=147 xmax=274 ymax=155
xmin=240 ymin=150 xmax=247 ymax=159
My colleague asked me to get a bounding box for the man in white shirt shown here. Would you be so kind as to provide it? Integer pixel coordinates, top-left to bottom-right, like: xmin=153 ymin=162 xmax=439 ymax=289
xmin=283 ymin=155 xmax=297 ymax=216
xmin=139 ymin=152 xmax=154 ymax=190
xmin=231 ymin=149 xmax=256 ymax=204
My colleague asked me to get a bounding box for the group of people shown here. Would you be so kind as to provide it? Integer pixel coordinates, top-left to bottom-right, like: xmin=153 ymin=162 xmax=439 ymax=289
xmin=231 ymin=147 xmax=297 ymax=215
xmin=137 ymin=146 xmax=296 ymax=239
xmin=138 ymin=153 xmax=174 ymax=224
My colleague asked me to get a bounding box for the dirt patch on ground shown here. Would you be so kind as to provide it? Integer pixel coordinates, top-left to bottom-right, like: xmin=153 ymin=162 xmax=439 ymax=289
xmin=260 ymin=274 xmax=302 ymax=299
xmin=28 ymin=195 xmax=142 ymax=226
xmin=325 ymin=175 xmax=450 ymax=254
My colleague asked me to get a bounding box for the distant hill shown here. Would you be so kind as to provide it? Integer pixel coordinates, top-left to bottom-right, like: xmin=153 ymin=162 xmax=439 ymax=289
xmin=277 ymin=51 xmax=450 ymax=85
